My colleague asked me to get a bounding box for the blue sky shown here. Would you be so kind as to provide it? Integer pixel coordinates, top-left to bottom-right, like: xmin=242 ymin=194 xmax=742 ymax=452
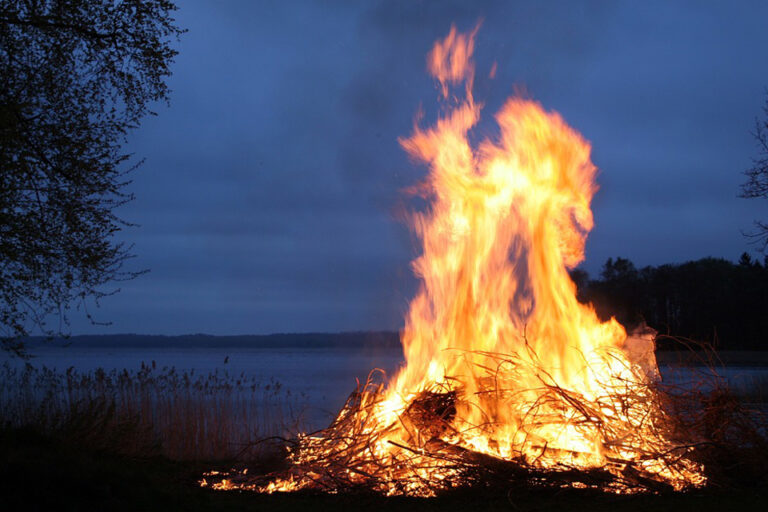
xmin=69 ymin=0 xmax=768 ymax=335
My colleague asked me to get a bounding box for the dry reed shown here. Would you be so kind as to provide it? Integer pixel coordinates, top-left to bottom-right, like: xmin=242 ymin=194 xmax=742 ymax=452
xmin=0 ymin=362 xmax=306 ymax=461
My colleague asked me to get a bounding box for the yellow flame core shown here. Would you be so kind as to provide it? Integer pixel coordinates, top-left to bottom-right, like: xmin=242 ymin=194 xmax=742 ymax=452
xmin=213 ymin=26 xmax=706 ymax=496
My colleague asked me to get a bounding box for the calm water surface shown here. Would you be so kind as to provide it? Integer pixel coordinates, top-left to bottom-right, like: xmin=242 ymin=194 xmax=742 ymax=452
xmin=5 ymin=343 xmax=766 ymax=427
xmin=5 ymin=344 xmax=405 ymax=427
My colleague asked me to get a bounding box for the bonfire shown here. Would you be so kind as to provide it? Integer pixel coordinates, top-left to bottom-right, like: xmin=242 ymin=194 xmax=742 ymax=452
xmin=204 ymin=25 xmax=708 ymax=496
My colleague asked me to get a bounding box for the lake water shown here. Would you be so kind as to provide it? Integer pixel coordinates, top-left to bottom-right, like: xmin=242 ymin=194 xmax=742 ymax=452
xmin=3 ymin=342 xmax=405 ymax=428
xmin=5 ymin=341 xmax=767 ymax=429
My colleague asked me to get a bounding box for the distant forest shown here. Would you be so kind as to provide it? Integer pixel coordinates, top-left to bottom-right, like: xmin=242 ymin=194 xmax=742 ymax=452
xmin=572 ymin=254 xmax=768 ymax=351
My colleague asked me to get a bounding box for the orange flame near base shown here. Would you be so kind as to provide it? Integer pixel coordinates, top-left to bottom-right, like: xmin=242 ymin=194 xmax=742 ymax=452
xmin=212 ymin=26 xmax=705 ymax=496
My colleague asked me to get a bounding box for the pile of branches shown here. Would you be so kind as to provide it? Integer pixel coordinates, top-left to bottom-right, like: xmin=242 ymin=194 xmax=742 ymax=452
xmin=199 ymin=353 xmax=768 ymax=496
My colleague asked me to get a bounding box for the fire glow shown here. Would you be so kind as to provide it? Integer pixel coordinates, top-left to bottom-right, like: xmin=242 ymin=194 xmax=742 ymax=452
xmin=206 ymin=26 xmax=706 ymax=495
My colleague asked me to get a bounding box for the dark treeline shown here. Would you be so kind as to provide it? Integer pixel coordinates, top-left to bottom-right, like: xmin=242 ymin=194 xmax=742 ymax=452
xmin=22 ymin=331 xmax=401 ymax=350
xmin=572 ymin=254 xmax=768 ymax=351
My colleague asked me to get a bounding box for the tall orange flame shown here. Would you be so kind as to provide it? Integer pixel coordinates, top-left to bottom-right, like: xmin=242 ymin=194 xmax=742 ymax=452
xmin=395 ymin=25 xmax=628 ymax=461
xmin=211 ymin=26 xmax=705 ymax=496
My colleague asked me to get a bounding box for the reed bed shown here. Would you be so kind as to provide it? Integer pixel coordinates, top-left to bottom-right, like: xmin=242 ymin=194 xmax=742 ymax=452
xmin=0 ymin=362 xmax=306 ymax=461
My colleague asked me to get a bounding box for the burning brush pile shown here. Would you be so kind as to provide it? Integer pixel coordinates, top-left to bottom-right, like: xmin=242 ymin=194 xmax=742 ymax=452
xmin=203 ymin=26 xmax=718 ymax=496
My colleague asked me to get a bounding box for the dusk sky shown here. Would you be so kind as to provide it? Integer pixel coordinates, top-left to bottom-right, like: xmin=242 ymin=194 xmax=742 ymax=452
xmin=70 ymin=1 xmax=768 ymax=336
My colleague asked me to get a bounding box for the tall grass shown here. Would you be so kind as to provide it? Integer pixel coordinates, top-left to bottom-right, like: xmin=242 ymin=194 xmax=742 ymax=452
xmin=0 ymin=362 xmax=306 ymax=461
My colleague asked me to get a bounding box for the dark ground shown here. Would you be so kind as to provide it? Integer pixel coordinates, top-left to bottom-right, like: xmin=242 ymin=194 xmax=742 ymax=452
xmin=1 ymin=426 xmax=766 ymax=512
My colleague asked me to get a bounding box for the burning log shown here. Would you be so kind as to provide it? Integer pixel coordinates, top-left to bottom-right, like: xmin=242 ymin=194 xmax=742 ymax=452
xmin=404 ymin=390 xmax=457 ymax=438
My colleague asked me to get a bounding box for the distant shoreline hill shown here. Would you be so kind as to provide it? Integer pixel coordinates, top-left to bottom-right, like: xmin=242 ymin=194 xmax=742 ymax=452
xmin=17 ymin=332 xmax=768 ymax=367
xmin=22 ymin=331 xmax=402 ymax=350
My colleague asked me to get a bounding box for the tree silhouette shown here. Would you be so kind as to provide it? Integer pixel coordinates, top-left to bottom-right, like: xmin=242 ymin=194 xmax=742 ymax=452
xmin=741 ymin=92 xmax=768 ymax=252
xmin=0 ymin=0 xmax=184 ymax=353
xmin=577 ymin=256 xmax=768 ymax=351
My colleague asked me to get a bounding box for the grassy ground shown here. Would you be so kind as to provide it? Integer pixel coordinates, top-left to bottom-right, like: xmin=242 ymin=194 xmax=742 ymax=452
xmin=1 ymin=426 xmax=766 ymax=512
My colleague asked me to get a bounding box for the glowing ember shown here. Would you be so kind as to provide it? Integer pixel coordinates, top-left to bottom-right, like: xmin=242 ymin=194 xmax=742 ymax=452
xmin=209 ymin=25 xmax=705 ymax=496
